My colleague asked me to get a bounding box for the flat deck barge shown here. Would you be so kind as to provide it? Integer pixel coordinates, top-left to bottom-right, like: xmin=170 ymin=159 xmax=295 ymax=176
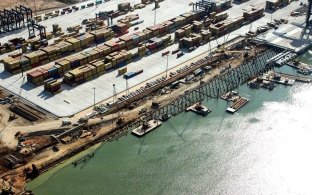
xmin=226 ymin=97 xmax=249 ymax=114
xmin=275 ymin=72 xmax=311 ymax=83
xmin=262 ymin=72 xmax=295 ymax=86
xmin=131 ymin=120 xmax=162 ymax=137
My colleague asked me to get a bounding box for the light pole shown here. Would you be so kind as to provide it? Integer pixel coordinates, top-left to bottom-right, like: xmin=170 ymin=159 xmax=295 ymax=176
xmin=93 ymin=87 xmax=96 ymax=108
xmin=33 ymin=0 xmax=37 ymax=17
xmin=162 ymin=54 xmax=169 ymax=78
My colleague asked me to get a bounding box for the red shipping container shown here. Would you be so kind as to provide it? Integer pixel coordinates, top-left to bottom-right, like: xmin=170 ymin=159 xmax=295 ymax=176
xmin=38 ymin=68 xmax=49 ymax=79
xmin=148 ymin=42 xmax=157 ymax=50
xmin=159 ymin=26 xmax=166 ymax=33
xmin=112 ymin=44 xmax=119 ymax=52
xmin=27 ymin=70 xmax=43 ymax=81
xmin=31 ymin=62 xmax=40 ymax=68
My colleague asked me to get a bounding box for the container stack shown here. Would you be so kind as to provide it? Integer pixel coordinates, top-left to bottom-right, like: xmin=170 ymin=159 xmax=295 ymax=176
xmin=52 ymin=24 xmax=62 ymax=35
xmin=118 ymin=66 xmax=127 ymax=75
xmin=215 ymin=0 xmax=232 ymax=13
xmin=3 ymin=57 xmax=21 ymax=74
xmin=265 ymin=0 xmax=280 ymax=11
xmin=44 ymin=79 xmax=62 ymax=93
xmin=192 ymin=21 xmax=204 ymax=32
xmin=65 ymin=37 xmax=81 ymax=52
xmin=200 ymin=30 xmax=212 ymax=41
xmin=76 ymin=33 xmax=95 ymax=48
xmin=243 ymin=7 xmax=264 ymax=21
xmin=149 ymin=37 xmax=164 ymax=49
xmin=90 ymin=60 xmax=105 ymax=75
xmin=105 ymin=40 xmax=120 ymax=52
xmin=90 ymin=28 xmax=114 ymax=44
xmin=212 ymin=12 xmax=228 ymax=23
xmin=27 ymin=70 xmax=44 ymax=86
xmin=55 ymin=59 xmax=71 ymax=73
xmin=113 ymin=23 xmax=129 ymax=35
xmin=179 ymin=33 xmax=203 ymax=49
xmin=138 ymin=45 xmax=146 ymax=57
xmin=64 ymin=59 xmax=107 ymax=86
xmin=118 ymin=2 xmax=131 ymax=12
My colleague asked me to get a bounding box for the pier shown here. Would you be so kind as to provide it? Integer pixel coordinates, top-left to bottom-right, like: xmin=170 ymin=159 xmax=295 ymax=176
xmin=262 ymin=71 xmax=295 ymax=86
xmin=120 ymin=48 xmax=281 ymax=133
xmin=274 ymin=72 xmax=311 ymax=83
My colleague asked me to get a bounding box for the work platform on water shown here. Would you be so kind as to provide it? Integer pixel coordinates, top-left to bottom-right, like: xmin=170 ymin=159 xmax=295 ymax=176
xmin=275 ymin=72 xmax=311 ymax=83
xmin=186 ymin=102 xmax=211 ymax=116
xmin=262 ymin=71 xmax=295 ymax=86
xmin=226 ymin=97 xmax=249 ymax=114
xmin=131 ymin=120 xmax=162 ymax=137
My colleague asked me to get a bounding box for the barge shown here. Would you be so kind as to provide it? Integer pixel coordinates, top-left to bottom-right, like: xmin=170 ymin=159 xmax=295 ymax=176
xmin=131 ymin=120 xmax=162 ymax=137
xmin=226 ymin=97 xmax=249 ymax=114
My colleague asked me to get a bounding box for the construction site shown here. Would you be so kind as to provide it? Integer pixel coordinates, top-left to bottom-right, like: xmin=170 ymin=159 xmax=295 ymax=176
xmin=1 ymin=0 xmax=312 ymax=193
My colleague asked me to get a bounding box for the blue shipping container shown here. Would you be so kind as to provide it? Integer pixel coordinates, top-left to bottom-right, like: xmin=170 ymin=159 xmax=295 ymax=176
xmin=132 ymin=54 xmax=139 ymax=60
xmin=132 ymin=35 xmax=140 ymax=44
xmin=71 ymin=60 xmax=80 ymax=69
xmin=48 ymin=67 xmax=58 ymax=77
xmin=95 ymin=37 xmax=105 ymax=44
xmin=116 ymin=61 xmax=126 ymax=68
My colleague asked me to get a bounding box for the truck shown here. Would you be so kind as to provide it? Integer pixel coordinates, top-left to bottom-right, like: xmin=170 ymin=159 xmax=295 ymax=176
xmin=123 ymin=69 xmax=143 ymax=79
xmin=177 ymin=51 xmax=184 ymax=58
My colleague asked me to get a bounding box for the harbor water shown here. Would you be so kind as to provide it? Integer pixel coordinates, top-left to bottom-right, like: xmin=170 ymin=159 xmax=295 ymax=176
xmin=27 ymin=54 xmax=312 ymax=195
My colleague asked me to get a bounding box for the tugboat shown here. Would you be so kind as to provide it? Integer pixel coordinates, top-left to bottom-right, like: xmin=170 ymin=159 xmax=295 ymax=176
xmin=159 ymin=113 xmax=171 ymax=121
xmin=186 ymin=102 xmax=211 ymax=116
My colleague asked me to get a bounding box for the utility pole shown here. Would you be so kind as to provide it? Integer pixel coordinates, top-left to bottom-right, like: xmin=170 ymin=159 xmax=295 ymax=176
xmin=165 ymin=54 xmax=169 ymax=78
xmin=113 ymin=84 xmax=117 ymax=103
xmin=93 ymin=87 xmax=96 ymax=108
xmin=154 ymin=1 xmax=159 ymax=25
xmin=208 ymin=40 xmax=211 ymax=56
xmin=154 ymin=7 xmax=157 ymax=25
xmin=126 ymin=79 xmax=129 ymax=96
xmin=162 ymin=54 xmax=169 ymax=78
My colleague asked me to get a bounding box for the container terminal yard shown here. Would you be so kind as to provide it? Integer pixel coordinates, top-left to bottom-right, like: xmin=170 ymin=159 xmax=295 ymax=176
xmin=1 ymin=0 xmax=312 ymax=193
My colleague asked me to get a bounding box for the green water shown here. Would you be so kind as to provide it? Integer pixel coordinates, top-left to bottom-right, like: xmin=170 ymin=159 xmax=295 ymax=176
xmin=28 ymin=57 xmax=312 ymax=194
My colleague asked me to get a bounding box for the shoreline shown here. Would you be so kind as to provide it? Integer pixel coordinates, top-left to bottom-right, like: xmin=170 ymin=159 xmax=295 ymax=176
xmin=1 ymin=39 xmax=272 ymax=193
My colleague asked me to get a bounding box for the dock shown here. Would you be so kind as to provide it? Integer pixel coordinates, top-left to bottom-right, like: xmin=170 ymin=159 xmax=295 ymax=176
xmin=262 ymin=72 xmax=295 ymax=86
xmin=131 ymin=120 xmax=162 ymax=137
xmin=186 ymin=102 xmax=211 ymax=116
xmin=226 ymin=97 xmax=249 ymax=114
xmin=275 ymin=72 xmax=311 ymax=83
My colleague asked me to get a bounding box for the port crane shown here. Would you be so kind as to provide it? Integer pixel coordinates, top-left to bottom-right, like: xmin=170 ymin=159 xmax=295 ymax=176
xmin=306 ymin=0 xmax=312 ymax=27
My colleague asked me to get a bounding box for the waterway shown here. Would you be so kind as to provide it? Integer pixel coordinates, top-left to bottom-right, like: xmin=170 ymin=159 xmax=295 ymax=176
xmin=27 ymin=53 xmax=312 ymax=195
